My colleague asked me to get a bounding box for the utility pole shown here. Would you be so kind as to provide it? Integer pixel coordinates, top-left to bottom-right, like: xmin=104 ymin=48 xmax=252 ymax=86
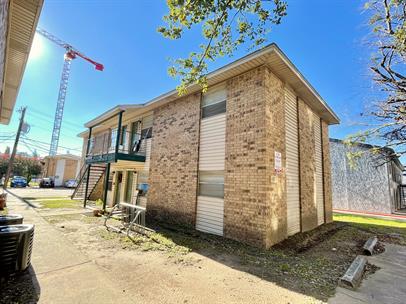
xmin=3 ymin=107 xmax=27 ymax=190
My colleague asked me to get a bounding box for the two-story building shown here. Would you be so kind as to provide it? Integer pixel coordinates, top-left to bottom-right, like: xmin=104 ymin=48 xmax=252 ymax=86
xmin=330 ymin=138 xmax=405 ymax=215
xmin=76 ymin=44 xmax=339 ymax=248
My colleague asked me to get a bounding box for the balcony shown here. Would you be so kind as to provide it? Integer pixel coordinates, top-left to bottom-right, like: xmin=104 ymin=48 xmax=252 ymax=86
xmin=85 ymin=128 xmax=146 ymax=164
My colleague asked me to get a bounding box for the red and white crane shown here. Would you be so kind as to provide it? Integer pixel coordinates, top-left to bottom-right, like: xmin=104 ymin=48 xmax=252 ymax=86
xmin=36 ymin=28 xmax=104 ymax=156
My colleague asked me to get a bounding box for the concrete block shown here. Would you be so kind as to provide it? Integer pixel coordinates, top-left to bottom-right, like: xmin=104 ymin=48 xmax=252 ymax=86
xmin=363 ymin=236 xmax=378 ymax=256
xmin=339 ymin=255 xmax=367 ymax=289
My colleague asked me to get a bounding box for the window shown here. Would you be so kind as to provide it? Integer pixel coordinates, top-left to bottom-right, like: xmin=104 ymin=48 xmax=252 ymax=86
xmin=202 ymin=101 xmax=226 ymax=118
xmin=141 ymin=127 xmax=152 ymax=139
xmin=201 ymin=84 xmax=226 ymax=119
xmin=120 ymin=126 xmax=127 ymax=146
xmin=130 ymin=121 xmax=141 ymax=153
xmin=199 ymin=171 xmax=224 ymax=198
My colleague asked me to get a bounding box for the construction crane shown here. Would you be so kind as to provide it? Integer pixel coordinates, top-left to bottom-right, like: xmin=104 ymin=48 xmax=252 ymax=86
xmin=36 ymin=28 xmax=104 ymax=156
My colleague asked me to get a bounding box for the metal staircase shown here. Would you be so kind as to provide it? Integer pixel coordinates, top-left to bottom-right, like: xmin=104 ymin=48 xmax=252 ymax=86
xmin=71 ymin=163 xmax=106 ymax=201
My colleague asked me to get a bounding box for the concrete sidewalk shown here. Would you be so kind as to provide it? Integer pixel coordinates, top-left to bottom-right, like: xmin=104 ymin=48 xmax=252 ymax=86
xmin=330 ymin=243 xmax=406 ymax=304
xmin=4 ymin=191 xmax=135 ymax=304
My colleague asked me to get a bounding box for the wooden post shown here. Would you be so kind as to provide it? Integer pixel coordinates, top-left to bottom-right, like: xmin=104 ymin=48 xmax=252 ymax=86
xmin=102 ymin=163 xmax=111 ymax=211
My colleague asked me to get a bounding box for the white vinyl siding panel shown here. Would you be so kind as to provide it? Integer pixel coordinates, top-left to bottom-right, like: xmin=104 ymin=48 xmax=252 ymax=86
xmin=198 ymin=113 xmax=226 ymax=171
xmin=285 ymin=87 xmax=301 ymax=235
xmin=314 ymin=114 xmax=325 ymax=225
xmin=197 ymin=86 xmax=226 ymax=236
xmin=196 ymin=196 xmax=224 ymax=236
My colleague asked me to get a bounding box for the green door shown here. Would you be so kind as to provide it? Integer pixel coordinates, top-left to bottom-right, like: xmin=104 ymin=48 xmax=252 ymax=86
xmin=114 ymin=172 xmax=123 ymax=204
xmin=125 ymin=171 xmax=134 ymax=203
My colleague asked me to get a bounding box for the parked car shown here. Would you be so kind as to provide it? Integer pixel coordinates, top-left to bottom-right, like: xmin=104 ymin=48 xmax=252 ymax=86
xmin=10 ymin=176 xmax=28 ymax=188
xmin=39 ymin=177 xmax=54 ymax=188
xmin=64 ymin=179 xmax=78 ymax=188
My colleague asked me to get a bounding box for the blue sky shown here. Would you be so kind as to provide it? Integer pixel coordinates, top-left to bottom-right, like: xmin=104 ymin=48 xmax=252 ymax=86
xmin=1 ymin=0 xmax=376 ymax=156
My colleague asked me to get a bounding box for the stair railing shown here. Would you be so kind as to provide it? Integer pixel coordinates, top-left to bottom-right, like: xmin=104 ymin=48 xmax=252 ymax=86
xmin=71 ymin=164 xmax=89 ymax=199
xmin=88 ymin=169 xmax=106 ymax=200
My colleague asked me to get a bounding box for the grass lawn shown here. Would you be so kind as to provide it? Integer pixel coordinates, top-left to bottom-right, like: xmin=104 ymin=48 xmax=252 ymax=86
xmin=0 ymin=207 xmax=8 ymax=215
xmin=33 ymin=198 xmax=82 ymax=209
xmin=334 ymin=213 xmax=406 ymax=228
xmin=333 ymin=212 xmax=406 ymax=246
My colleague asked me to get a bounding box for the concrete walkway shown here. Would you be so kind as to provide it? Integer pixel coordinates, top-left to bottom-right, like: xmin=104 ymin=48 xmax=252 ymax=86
xmin=330 ymin=244 xmax=406 ymax=304
xmin=4 ymin=191 xmax=135 ymax=304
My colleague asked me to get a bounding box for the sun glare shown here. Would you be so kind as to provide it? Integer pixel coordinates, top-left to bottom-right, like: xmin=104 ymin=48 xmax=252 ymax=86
xmin=29 ymin=33 xmax=44 ymax=60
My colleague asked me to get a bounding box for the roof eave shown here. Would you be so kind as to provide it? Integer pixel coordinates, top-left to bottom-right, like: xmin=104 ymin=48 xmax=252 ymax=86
xmin=84 ymin=104 xmax=143 ymax=128
xmin=0 ymin=0 xmax=44 ymax=125
xmin=83 ymin=43 xmax=340 ymax=130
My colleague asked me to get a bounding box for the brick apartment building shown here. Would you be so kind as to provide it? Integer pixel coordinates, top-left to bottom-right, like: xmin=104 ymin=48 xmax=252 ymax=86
xmin=75 ymin=44 xmax=339 ymax=248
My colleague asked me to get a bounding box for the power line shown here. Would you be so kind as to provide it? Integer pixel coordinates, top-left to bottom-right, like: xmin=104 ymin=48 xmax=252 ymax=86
xmin=23 ymin=136 xmax=82 ymax=152
xmin=21 ymin=140 xmax=49 ymax=155
xmin=27 ymin=112 xmax=83 ymax=133
xmin=0 ymin=134 xmax=16 ymax=144
xmin=27 ymin=123 xmax=82 ymax=141
xmin=28 ymin=106 xmax=84 ymax=128
xmin=0 ymin=134 xmax=15 ymax=139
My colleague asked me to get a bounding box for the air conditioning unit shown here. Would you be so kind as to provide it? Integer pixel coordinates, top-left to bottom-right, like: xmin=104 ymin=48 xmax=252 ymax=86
xmin=0 ymin=214 xmax=23 ymax=226
xmin=0 ymin=224 xmax=34 ymax=275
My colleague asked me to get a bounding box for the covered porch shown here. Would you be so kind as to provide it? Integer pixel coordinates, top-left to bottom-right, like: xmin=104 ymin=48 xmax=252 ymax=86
xmin=73 ymin=107 xmax=152 ymax=211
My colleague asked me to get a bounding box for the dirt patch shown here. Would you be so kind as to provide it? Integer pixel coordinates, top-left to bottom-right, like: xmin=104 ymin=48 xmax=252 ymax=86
xmin=374 ymin=241 xmax=386 ymax=254
xmin=274 ymin=222 xmax=346 ymax=253
xmin=33 ymin=213 xmax=406 ymax=302
xmin=38 ymin=215 xmax=388 ymax=302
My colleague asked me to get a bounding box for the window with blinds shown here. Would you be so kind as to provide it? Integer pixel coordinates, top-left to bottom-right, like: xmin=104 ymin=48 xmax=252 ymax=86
xmin=201 ymin=84 xmax=227 ymax=118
